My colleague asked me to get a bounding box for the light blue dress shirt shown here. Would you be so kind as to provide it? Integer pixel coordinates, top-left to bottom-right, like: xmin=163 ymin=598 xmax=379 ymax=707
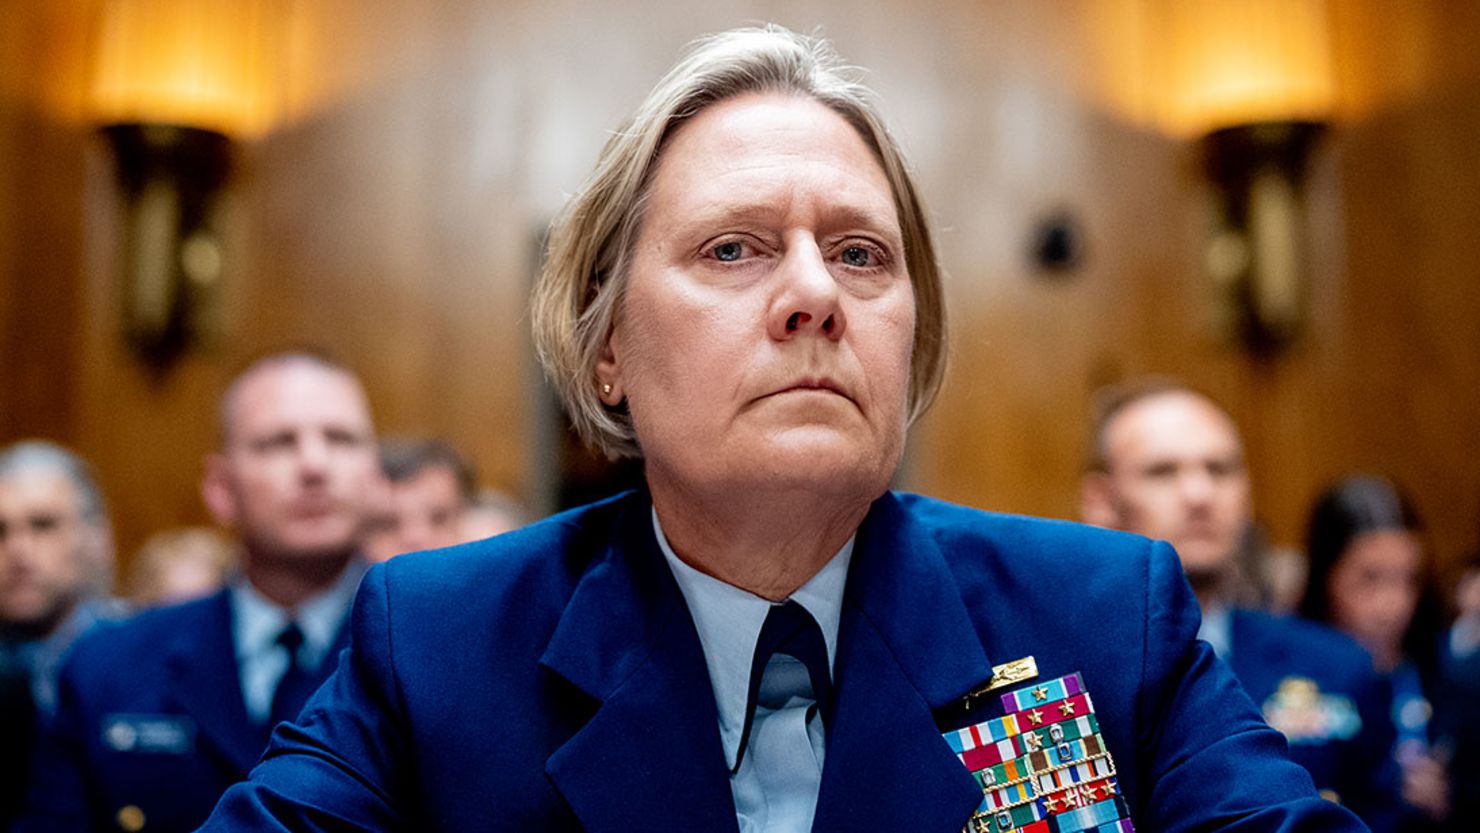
xmin=230 ymin=561 xmax=365 ymax=725
xmin=1198 ymin=603 xmax=1232 ymax=659
xmin=653 ymin=509 xmax=853 ymax=833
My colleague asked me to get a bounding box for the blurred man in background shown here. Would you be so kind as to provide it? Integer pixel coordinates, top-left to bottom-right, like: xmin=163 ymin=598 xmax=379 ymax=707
xmin=364 ymin=437 xmax=477 ymax=561
xmin=19 ymin=351 xmax=382 ymax=833
xmin=0 ymin=441 xmax=121 ymax=827
xmin=1080 ymin=379 xmax=1400 ymax=831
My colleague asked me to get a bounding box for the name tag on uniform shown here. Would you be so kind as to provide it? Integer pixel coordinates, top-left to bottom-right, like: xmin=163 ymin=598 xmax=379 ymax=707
xmin=102 ymin=714 xmax=196 ymax=755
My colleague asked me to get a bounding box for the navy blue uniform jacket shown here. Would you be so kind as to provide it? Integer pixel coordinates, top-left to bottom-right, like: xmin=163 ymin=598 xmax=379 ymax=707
xmin=202 ymin=491 xmax=1366 ymax=831
xmin=1225 ymin=610 xmax=1398 ymax=829
xmin=15 ymin=590 xmax=349 ymax=833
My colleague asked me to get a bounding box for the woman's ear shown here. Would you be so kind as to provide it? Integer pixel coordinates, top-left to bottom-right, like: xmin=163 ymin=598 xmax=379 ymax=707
xmin=594 ymin=335 xmax=623 ymax=406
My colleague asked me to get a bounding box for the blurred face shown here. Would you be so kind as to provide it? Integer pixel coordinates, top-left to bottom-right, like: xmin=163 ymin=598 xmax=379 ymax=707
xmin=1087 ymin=392 xmax=1251 ymax=581
xmin=598 ymin=94 xmax=916 ymax=504
xmin=203 ymin=362 xmax=379 ymax=566
xmin=146 ymin=555 xmax=226 ymax=608
xmin=363 ymin=465 xmax=464 ymax=562
xmin=0 ymin=470 xmax=107 ymax=635
xmin=1327 ymin=529 xmax=1422 ymax=658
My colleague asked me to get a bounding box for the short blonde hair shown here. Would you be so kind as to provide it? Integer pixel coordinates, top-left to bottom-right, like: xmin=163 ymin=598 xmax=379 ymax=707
xmin=531 ymin=25 xmax=947 ymax=458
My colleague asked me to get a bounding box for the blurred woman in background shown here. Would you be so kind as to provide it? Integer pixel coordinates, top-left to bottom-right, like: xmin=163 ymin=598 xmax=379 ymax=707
xmin=1301 ymin=475 xmax=1449 ymax=828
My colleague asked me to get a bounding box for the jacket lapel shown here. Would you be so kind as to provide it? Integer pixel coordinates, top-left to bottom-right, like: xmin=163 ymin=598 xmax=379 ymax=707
xmin=812 ymin=493 xmax=995 ymax=832
xmin=163 ymin=590 xmax=265 ymax=777
xmin=541 ymin=496 xmax=739 ymax=833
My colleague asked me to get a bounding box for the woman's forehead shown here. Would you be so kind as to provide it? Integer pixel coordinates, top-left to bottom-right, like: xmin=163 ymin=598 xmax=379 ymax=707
xmin=645 ymin=93 xmax=899 ymax=231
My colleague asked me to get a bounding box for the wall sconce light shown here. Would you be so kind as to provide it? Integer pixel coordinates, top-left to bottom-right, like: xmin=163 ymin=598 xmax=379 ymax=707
xmin=100 ymin=123 xmax=233 ymax=368
xmin=1170 ymin=1 xmax=1335 ymax=354
xmin=1200 ymin=120 xmax=1325 ymax=353
xmin=1097 ymin=0 xmax=1338 ymax=354
xmin=90 ymin=0 xmax=278 ymax=369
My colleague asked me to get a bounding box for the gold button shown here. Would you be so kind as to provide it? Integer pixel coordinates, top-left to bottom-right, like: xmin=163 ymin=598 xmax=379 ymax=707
xmin=116 ymin=804 xmax=145 ymax=831
xmin=1318 ymin=789 xmax=1342 ymax=804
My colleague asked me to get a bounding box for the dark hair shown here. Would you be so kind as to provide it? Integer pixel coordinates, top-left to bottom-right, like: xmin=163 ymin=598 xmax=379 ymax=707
xmin=378 ymin=438 xmax=477 ymax=503
xmin=1300 ymin=475 xmax=1439 ymax=664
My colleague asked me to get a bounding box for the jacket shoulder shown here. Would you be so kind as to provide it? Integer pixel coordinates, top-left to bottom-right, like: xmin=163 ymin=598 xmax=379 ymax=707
xmin=890 ymin=491 xmax=1159 ymax=572
xmin=64 ymin=593 xmax=221 ymax=674
xmin=55 ymin=593 xmax=226 ymax=710
xmin=1236 ymin=609 xmax=1376 ymax=674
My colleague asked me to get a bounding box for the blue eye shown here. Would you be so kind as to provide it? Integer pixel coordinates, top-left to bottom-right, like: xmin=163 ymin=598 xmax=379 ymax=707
xmin=841 ymin=246 xmax=873 ymax=267
xmin=712 ymin=241 xmax=744 ymax=262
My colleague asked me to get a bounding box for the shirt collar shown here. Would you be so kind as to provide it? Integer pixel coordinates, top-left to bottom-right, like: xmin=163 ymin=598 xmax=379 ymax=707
xmin=653 ymin=507 xmax=853 ymax=771
xmin=1198 ymin=602 xmax=1233 ymax=659
xmin=230 ymin=559 xmax=366 ymax=670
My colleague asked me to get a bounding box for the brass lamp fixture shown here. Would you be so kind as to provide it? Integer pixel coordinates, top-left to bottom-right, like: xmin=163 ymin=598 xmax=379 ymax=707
xmin=1168 ymin=0 xmax=1336 ymax=354
xmin=90 ymin=0 xmax=277 ymax=369
xmin=101 ymin=123 xmax=233 ymax=368
xmin=1200 ymin=120 xmax=1325 ymax=353
xmin=1100 ymin=0 xmax=1338 ymax=354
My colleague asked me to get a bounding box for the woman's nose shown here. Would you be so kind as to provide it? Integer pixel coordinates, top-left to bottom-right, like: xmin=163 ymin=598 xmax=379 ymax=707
xmin=768 ymin=241 xmax=846 ymax=342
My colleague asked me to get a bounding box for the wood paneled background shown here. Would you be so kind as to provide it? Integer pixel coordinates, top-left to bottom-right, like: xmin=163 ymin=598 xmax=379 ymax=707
xmin=2 ymin=0 xmax=1477 ymax=580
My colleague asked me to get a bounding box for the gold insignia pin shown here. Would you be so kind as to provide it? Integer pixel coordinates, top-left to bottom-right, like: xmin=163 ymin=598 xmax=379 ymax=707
xmin=962 ymin=656 xmax=1039 ymax=709
xmin=116 ymin=805 xmax=145 ymax=832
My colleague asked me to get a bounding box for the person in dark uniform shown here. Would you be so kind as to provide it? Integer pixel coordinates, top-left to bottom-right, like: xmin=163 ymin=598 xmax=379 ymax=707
xmin=1300 ymin=475 xmax=1450 ymax=829
xmin=200 ymin=28 xmax=1362 ymax=833
xmin=16 ymin=352 xmax=383 ymax=833
xmin=1436 ymin=549 xmax=1480 ymax=832
xmin=1082 ymin=379 xmax=1399 ymax=830
xmin=0 ymin=441 xmax=121 ymax=828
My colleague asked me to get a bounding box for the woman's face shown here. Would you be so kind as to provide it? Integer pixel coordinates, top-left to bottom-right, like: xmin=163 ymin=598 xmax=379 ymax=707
xmin=1327 ymin=529 xmax=1422 ymax=658
xmin=598 ymin=93 xmax=915 ymax=504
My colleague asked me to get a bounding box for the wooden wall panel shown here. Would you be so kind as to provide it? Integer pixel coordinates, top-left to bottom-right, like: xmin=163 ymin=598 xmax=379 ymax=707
xmin=0 ymin=0 xmax=94 ymax=443
xmin=2 ymin=0 xmax=1477 ymax=577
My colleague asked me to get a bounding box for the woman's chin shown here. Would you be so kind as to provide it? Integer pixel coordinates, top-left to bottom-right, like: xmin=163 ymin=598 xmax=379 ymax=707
xmin=732 ymin=435 xmax=899 ymax=495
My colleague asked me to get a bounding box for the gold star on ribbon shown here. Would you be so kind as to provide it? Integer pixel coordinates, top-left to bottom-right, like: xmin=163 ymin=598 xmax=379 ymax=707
xmin=1059 ymin=700 xmax=1076 ymax=717
xmin=1027 ymin=709 xmax=1044 ymax=725
xmin=1024 ymin=732 xmax=1043 ymax=752
xmin=1045 ymin=797 xmax=1062 ymax=813
xmin=1102 ymin=780 xmax=1118 ymax=797
xmin=1032 ymin=686 xmax=1049 ymax=702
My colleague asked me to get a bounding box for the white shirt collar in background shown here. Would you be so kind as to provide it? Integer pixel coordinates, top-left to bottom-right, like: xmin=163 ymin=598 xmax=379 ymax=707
xmin=230 ymin=559 xmax=365 ymax=724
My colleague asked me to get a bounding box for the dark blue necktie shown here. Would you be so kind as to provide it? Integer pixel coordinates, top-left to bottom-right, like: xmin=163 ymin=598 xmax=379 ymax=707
xmin=732 ymin=600 xmax=833 ymax=774
xmin=267 ymin=623 xmax=314 ymax=728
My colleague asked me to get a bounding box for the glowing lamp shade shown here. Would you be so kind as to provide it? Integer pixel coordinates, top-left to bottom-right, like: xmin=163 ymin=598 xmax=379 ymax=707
xmin=1151 ymin=0 xmax=1336 ymax=138
xmin=90 ymin=0 xmax=280 ymax=138
xmin=90 ymin=0 xmax=284 ymax=369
